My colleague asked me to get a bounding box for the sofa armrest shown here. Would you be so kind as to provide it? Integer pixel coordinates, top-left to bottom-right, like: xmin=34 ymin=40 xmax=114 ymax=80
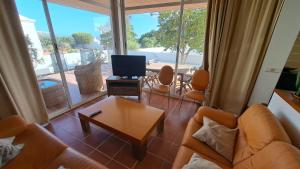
xmin=0 ymin=115 xmax=27 ymax=138
xmin=193 ymin=106 xmax=237 ymax=128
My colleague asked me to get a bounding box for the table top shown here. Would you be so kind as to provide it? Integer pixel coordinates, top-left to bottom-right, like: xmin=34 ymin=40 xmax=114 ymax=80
xmin=77 ymin=96 xmax=165 ymax=143
xmin=146 ymin=62 xmax=193 ymax=74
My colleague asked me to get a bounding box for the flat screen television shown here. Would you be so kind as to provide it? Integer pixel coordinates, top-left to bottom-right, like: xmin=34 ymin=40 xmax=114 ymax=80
xmin=111 ymin=55 xmax=146 ymax=78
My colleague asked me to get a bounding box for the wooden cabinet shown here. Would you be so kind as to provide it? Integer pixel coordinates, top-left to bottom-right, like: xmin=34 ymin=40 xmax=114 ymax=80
xmin=106 ymin=76 xmax=142 ymax=101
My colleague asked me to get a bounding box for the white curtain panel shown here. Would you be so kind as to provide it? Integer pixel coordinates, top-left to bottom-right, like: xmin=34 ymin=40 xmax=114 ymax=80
xmin=0 ymin=1 xmax=48 ymax=123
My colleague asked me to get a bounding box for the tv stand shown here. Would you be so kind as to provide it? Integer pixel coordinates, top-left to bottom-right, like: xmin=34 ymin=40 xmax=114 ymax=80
xmin=106 ymin=76 xmax=142 ymax=101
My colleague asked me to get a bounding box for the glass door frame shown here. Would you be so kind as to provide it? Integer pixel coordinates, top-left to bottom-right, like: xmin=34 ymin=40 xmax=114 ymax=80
xmin=42 ymin=0 xmax=72 ymax=118
xmin=25 ymin=0 xmax=200 ymax=118
xmin=40 ymin=0 xmax=114 ymax=118
xmin=122 ymin=0 xmax=189 ymax=94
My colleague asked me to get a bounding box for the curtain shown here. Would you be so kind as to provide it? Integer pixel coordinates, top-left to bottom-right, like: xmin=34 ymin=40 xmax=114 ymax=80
xmin=0 ymin=1 xmax=48 ymax=123
xmin=0 ymin=82 xmax=17 ymax=120
xmin=203 ymin=0 xmax=284 ymax=115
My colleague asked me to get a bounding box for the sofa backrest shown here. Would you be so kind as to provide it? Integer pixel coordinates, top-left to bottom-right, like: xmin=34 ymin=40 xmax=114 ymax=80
xmin=0 ymin=115 xmax=27 ymax=137
xmin=233 ymin=104 xmax=291 ymax=165
xmin=233 ymin=141 xmax=300 ymax=169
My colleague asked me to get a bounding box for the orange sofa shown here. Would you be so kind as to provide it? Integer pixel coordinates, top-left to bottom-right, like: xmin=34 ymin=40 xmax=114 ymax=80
xmin=172 ymin=104 xmax=300 ymax=169
xmin=0 ymin=115 xmax=107 ymax=169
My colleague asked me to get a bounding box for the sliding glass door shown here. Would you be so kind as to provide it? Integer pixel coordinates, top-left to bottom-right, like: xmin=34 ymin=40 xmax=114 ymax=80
xmin=179 ymin=1 xmax=207 ymax=68
xmin=15 ymin=0 xmax=70 ymax=116
xmin=47 ymin=0 xmax=113 ymax=106
xmin=124 ymin=0 xmax=207 ymax=96
xmin=15 ymin=0 xmax=114 ymax=118
xmin=14 ymin=0 xmax=206 ymax=117
xmin=125 ymin=1 xmax=181 ymax=69
xmin=177 ymin=1 xmax=207 ymax=94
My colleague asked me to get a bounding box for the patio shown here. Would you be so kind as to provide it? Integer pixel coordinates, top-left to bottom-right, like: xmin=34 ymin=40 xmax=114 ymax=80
xmin=42 ymin=63 xmax=112 ymax=114
xmin=41 ymin=62 xmax=195 ymax=115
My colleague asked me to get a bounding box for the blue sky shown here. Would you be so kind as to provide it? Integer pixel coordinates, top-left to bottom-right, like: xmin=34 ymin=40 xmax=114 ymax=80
xmin=15 ymin=0 xmax=158 ymax=38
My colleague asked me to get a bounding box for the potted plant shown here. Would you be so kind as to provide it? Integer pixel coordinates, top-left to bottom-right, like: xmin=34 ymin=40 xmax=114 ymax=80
xmin=294 ymin=71 xmax=300 ymax=100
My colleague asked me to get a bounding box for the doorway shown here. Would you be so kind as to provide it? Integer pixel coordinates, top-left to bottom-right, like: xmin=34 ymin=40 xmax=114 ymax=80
xmin=15 ymin=0 xmax=114 ymax=118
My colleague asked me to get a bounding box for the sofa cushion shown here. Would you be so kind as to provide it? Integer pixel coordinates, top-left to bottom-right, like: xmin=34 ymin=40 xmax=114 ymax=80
xmin=0 ymin=115 xmax=27 ymax=138
xmin=233 ymin=104 xmax=291 ymax=164
xmin=182 ymin=118 xmax=232 ymax=167
xmin=232 ymin=128 xmax=252 ymax=165
xmin=172 ymin=146 xmax=231 ymax=169
xmin=182 ymin=153 xmax=222 ymax=169
xmin=45 ymin=148 xmax=107 ymax=169
xmin=233 ymin=142 xmax=300 ymax=169
xmin=193 ymin=117 xmax=238 ymax=161
xmin=2 ymin=124 xmax=67 ymax=169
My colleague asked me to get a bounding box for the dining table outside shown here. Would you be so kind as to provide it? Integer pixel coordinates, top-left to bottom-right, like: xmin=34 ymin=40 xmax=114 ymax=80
xmin=146 ymin=62 xmax=195 ymax=95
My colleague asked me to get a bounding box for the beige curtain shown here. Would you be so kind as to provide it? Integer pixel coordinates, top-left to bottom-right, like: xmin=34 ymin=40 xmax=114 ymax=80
xmin=0 ymin=1 xmax=48 ymax=123
xmin=204 ymin=0 xmax=284 ymax=115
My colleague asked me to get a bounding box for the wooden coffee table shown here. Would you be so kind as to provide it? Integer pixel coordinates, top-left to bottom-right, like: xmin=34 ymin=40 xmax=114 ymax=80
xmin=77 ymin=96 xmax=165 ymax=160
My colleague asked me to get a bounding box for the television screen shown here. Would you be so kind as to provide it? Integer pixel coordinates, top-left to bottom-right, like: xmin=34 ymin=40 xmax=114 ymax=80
xmin=111 ymin=55 xmax=146 ymax=77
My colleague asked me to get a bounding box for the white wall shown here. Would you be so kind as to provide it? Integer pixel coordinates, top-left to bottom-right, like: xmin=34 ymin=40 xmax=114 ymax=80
xmin=268 ymin=92 xmax=300 ymax=148
xmin=248 ymin=0 xmax=300 ymax=105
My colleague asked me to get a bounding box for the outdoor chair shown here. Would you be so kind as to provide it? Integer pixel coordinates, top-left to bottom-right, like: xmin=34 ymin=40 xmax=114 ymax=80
xmin=143 ymin=70 xmax=159 ymax=88
xmin=179 ymin=69 xmax=209 ymax=110
xmin=74 ymin=59 xmax=103 ymax=94
xmin=176 ymin=74 xmax=193 ymax=94
xmin=149 ymin=65 xmax=174 ymax=109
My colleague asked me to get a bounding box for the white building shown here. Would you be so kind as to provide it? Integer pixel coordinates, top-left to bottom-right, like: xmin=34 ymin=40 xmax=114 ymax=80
xmin=19 ymin=15 xmax=43 ymax=57
xmin=19 ymin=15 xmax=55 ymax=75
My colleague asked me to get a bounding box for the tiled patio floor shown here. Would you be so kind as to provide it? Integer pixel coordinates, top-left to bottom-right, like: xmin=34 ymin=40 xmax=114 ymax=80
xmin=45 ymin=92 xmax=199 ymax=169
xmin=42 ymin=63 xmax=190 ymax=115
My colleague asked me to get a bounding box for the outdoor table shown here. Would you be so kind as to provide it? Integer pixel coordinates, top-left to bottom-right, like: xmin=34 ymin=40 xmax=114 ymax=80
xmin=146 ymin=63 xmax=192 ymax=95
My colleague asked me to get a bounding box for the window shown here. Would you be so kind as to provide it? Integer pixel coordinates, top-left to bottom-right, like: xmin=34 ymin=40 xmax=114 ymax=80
xmin=15 ymin=0 xmax=114 ymax=117
xmin=124 ymin=0 xmax=207 ymax=95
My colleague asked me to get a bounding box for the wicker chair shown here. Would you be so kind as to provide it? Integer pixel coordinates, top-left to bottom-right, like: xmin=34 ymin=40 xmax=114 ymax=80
xmin=74 ymin=60 xmax=103 ymax=94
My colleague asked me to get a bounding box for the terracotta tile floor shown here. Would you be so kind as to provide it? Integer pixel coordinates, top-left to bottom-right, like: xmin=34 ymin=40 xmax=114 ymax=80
xmin=45 ymin=92 xmax=199 ymax=169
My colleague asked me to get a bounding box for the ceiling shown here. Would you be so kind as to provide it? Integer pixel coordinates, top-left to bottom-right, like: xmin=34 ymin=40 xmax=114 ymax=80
xmin=125 ymin=0 xmax=207 ymax=14
xmin=47 ymin=0 xmax=110 ymax=14
xmin=48 ymin=0 xmax=207 ymax=15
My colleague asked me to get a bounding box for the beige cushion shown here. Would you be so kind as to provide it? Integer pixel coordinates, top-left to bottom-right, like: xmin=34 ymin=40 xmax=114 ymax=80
xmin=192 ymin=117 xmax=238 ymax=161
xmin=182 ymin=153 xmax=222 ymax=169
xmin=181 ymin=119 xmax=232 ymax=166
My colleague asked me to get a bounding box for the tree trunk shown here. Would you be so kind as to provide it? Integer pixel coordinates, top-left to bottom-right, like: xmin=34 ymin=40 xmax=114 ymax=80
xmin=182 ymin=49 xmax=192 ymax=64
xmin=180 ymin=48 xmax=186 ymax=64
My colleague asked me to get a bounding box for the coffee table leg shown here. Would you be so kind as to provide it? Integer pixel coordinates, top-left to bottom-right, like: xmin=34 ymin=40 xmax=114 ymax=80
xmin=157 ymin=117 xmax=165 ymax=134
xmin=79 ymin=118 xmax=90 ymax=133
xmin=132 ymin=141 xmax=147 ymax=161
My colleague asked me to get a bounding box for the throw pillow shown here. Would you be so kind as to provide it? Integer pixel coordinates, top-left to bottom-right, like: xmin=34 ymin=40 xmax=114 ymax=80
xmin=192 ymin=116 xmax=238 ymax=161
xmin=58 ymin=165 xmax=70 ymax=169
xmin=0 ymin=137 xmax=24 ymax=167
xmin=182 ymin=153 xmax=222 ymax=169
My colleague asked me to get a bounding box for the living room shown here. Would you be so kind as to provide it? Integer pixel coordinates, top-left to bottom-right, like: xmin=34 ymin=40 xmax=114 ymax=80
xmin=0 ymin=0 xmax=300 ymax=169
